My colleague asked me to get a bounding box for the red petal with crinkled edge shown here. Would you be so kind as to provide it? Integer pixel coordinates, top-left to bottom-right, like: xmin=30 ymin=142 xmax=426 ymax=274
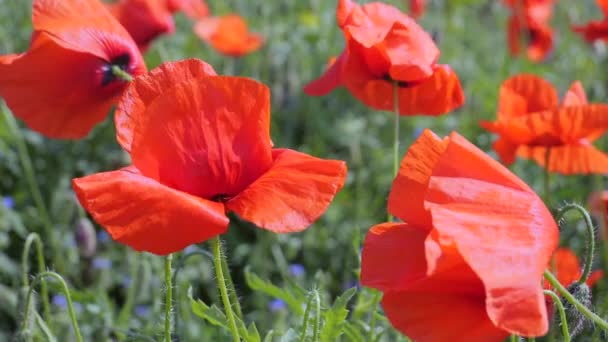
xmin=128 ymin=74 xmax=273 ymax=199
xmin=518 ymin=143 xmax=608 ymax=175
xmin=388 ymin=129 xmax=447 ymax=226
xmin=424 ymin=132 xmax=557 ymax=336
xmin=303 ymin=51 xmax=347 ymax=96
xmin=498 ymin=74 xmax=559 ymax=118
xmin=227 ymin=148 xmax=346 ymax=233
xmin=360 ymin=223 xmax=430 ymax=292
xmin=116 ymin=59 xmax=217 ymax=152
xmin=72 ymin=166 xmax=229 ymax=255
xmin=0 ymin=34 xmax=119 ymax=139
xmin=32 ymin=0 xmax=142 ymax=64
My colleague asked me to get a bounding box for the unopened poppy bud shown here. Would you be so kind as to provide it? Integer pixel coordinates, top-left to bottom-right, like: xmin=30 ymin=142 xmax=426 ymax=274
xmin=565 ymin=283 xmax=592 ymax=337
xmin=75 ymin=218 xmax=97 ymax=258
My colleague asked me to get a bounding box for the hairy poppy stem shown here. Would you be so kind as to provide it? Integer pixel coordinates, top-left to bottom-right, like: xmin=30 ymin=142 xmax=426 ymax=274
xmin=544 ymin=289 xmax=571 ymax=342
xmin=389 ymin=81 xmax=400 ymax=222
xmin=111 ymin=65 xmax=134 ymax=82
xmin=211 ymin=236 xmax=240 ymax=342
xmin=164 ymin=254 xmax=173 ymax=342
xmin=556 ymin=203 xmax=595 ymax=285
xmin=221 ymin=251 xmax=243 ymax=319
xmin=21 ymin=271 xmax=82 ymax=342
xmin=543 ymin=270 xmax=608 ymax=331
xmin=21 ymin=233 xmax=51 ymax=329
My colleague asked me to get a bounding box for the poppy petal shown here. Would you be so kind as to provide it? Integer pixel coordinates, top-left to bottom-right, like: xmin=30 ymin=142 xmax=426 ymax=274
xmin=562 ymin=81 xmax=588 ymax=107
xmin=32 ymin=0 xmax=140 ymax=61
xmin=587 ymin=271 xmax=604 ymax=287
xmin=226 ymin=148 xmax=347 ymax=233
xmin=424 ymin=132 xmax=557 ymax=336
xmin=381 ymin=291 xmax=509 ymax=342
xmin=388 ymin=129 xmax=448 ymax=226
xmin=360 ymin=223 xmax=429 ymax=292
xmin=128 ymin=74 xmax=274 ymax=199
xmin=303 ymin=51 xmax=347 ymax=96
xmin=498 ymin=74 xmax=559 ymax=118
xmin=385 ymin=20 xmax=439 ymax=81
xmin=551 ymin=248 xmax=582 ymax=288
xmin=519 ymin=144 xmax=608 ymax=175
xmin=72 ymin=166 xmax=229 ymax=255
xmin=572 ymin=21 xmax=608 ymax=42
xmin=0 ymin=35 xmax=119 ymax=139
xmin=527 ymin=25 xmax=553 ymax=62
xmin=116 ymin=59 xmax=217 ymax=152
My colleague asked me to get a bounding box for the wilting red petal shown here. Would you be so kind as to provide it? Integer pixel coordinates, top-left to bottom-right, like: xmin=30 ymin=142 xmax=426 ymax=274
xmin=0 ymin=35 xmax=119 ymax=139
xmin=194 ymin=14 xmax=263 ymax=57
xmin=72 ymin=166 xmax=229 ymax=255
xmin=108 ymin=0 xmax=175 ymax=51
xmin=303 ymin=52 xmax=347 ymax=96
xmin=562 ymin=81 xmax=588 ymax=107
xmin=388 ymin=129 xmax=448 ymax=226
xmin=498 ymin=74 xmax=559 ymax=118
xmin=32 ymin=0 xmax=141 ymax=62
xmin=551 ymin=248 xmax=582 ymax=287
xmin=382 ymin=291 xmax=509 ymax=342
xmin=116 ymin=59 xmax=217 ymax=152
xmin=519 ymin=143 xmax=608 ymax=175
xmin=227 ymin=149 xmax=346 ymax=233
xmin=424 ymin=132 xmax=557 ymax=336
xmin=127 ymin=74 xmax=273 ymax=199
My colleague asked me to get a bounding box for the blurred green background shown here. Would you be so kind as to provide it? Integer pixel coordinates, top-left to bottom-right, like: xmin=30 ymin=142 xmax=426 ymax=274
xmin=0 ymin=0 xmax=607 ymax=341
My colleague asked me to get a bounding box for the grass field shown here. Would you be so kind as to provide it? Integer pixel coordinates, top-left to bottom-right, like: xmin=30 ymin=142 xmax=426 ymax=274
xmin=1 ymin=0 xmax=607 ymax=341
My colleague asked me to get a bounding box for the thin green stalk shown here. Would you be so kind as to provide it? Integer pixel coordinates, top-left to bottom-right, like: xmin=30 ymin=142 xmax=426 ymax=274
xmin=211 ymin=237 xmax=240 ymax=342
xmin=544 ymin=289 xmax=570 ymax=342
xmin=510 ymin=335 xmax=518 ymax=342
xmin=299 ymin=292 xmax=314 ymax=342
xmin=22 ymin=271 xmax=82 ymax=342
xmin=220 ymin=251 xmax=243 ymax=319
xmin=111 ymin=65 xmax=134 ymax=82
xmin=367 ymin=291 xmax=382 ymax=341
xmin=312 ymin=290 xmax=321 ymax=342
xmin=544 ymin=270 xmax=608 ymax=331
xmin=164 ymin=254 xmax=173 ymax=342
xmin=117 ymin=252 xmax=141 ymax=327
xmin=35 ymin=312 xmax=57 ymax=342
xmin=21 ymin=233 xmax=51 ymax=326
xmin=556 ymin=203 xmax=595 ymax=284
xmin=543 ymin=147 xmax=551 ymax=206
xmin=389 ymin=81 xmax=400 ymax=222
xmin=527 ymin=338 xmax=535 ymax=342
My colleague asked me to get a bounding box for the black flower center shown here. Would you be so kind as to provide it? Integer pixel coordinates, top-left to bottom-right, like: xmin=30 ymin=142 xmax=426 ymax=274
xmin=382 ymin=74 xmax=416 ymax=88
xmin=211 ymin=194 xmax=232 ymax=203
xmin=100 ymin=54 xmax=132 ymax=86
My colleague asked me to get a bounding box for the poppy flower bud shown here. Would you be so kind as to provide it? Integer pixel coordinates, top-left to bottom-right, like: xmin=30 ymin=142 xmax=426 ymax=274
xmin=565 ymin=283 xmax=593 ymax=337
xmin=75 ymin=218 xmax=97 ymax=258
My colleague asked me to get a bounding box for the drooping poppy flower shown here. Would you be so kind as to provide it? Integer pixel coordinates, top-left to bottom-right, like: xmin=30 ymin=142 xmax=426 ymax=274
xmin=409 ymin=0 xmax=426 ymax=19
xmin=504 ymin=0 xmax=555 ymax=62
xmin=72 ymin=59 xmax=347 ymax=255
xmin=166 ymin=0 xmax=209 ymax=19
xmin=0 ymin=0 xmax=146 ymax=139
xmin=546 ymin=248 xmax=603 ymax=289
xmin=108 ymin=0 xmax=175 ymax=51
xmin=194 ymin=14 xmax=263 ymax=57
xmin=304 ymin=0 xmax=464 ymax=116
xmin=481 ymin=74 xmax=608 ymax=175
xmin=572 ymin=0 xmax=608 ymax=43
xmin=360 ymin=129 xmax=558 ymax=341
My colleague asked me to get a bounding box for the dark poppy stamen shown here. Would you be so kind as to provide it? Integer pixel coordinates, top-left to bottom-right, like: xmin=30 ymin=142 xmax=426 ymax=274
xmin=101 ymin=54 xmax=132 ymax=86
xmin=526 ymin=29 xmax=539 ymax=44
xmin=382 ymin=74 xmax=416 ymax=88
xmin=211 ymin=194 xmax=231 ymax=203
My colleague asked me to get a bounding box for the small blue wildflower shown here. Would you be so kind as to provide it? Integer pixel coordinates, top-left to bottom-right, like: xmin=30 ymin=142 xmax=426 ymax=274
xmin=96 ymin=231 xmax=110 ymax=243
xmin=413 ymin=127 xmax=424 ymax=138
xmin=134 ymin=304 xmax=150 ymax=317
xmin=2 ymin=196 xmax=14 ymax=209
xmin=122 ymin=276 xmax=132 ymax=287
xmin=288 ymin=264 xmax=305 ymax=277
xmin=268 ymin=299 xmax=286 ymax=312
xmin=92 ymin=257 xmax=112 ymax=270
xmin=52 ymin=294 xmax=67 ymax=309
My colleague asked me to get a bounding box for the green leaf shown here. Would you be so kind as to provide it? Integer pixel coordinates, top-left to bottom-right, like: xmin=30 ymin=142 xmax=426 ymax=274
xmin=342 ymin=322 xmax=365 ymax=342
xmin=320 ymin=287 xmax=357 ymax=342
xmin=244 ymin=267 xmax=304 ymax=315
xmin=187 ymin=287 xmax=228 ymax=329
xmin=263 ymin=330 xmax=275 ymax=342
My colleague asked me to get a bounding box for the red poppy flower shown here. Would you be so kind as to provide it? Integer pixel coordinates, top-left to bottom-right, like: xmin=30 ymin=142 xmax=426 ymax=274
xmin=409 ymin=0 xmax=426 ymax=19
xmin=481 ymin=74 xmax=608 ymax=175
xmin=360 ymin=129 xmax=558 ymax=341
xmin=505 ymin=0 xmax=555 ymax=62
xmin=108 ymin=0 xmax=175 ymax=51
xmin=194 ymin=14 xmax=263 ymax=57
xmin=166 ymin=0 xmax=209 ymax=19
xmin=0 ymin=0 xmax=146 ymax=139
xmin=72 ymin=59 xmax=347 ymax=255
xmin=304 ymin=0 xmax=464 ymax=116
xmin=572 ymin=0 xmax=608 ymax=42
xmin=546 ymin=248 xmax=603 ymax=289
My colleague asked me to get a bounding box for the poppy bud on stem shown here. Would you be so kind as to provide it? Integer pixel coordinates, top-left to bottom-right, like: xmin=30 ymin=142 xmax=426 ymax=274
xmin=556 ymin=203 xmax=595 ymax=285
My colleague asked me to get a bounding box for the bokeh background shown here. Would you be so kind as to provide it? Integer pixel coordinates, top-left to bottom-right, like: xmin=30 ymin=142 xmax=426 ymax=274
xmin=0 ymin=0 xmax=607 ymax=341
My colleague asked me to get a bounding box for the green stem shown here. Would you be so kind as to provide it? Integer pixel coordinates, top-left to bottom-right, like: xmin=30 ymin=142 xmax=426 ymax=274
xmin=21 ymin=233 xmax=51 ymax=326
xmin=117 ymin=252 xmax=141 ymax=328
xmin=544 ymin=270 xmax=608 ymax=331
xmin=22 ymin=271 xmax=82 ymax=342
xmin=543 ymin=147 xmax=551 ymax=207
xmin=543 ymin=289 xmax=570 ymax=342
xmin=556 ymin=203 xmax=595 ymax=284
xmin=111 ymin=65 xmax=134 ymax=82
xmin=367 ymin=291 xmax=382 ymax=341
xmin=220 ymin=250 xmax=243 ymax=319
xmin=312 ymin=290 xmax=321 ymax=342
xmin=389 ymin=81 xmax=400 ymax=222
xmin=299 ymin=292 xmax=314 ymax=342
xmin=1 ymin=106 xmax=58 ymax=267
xmin=164 ymin=254 xmax=173 ymax=342
xmin=211 ymin=237 xmax=240 ymax=342
xmin=510 ymin=336 xmax=518 ymax=342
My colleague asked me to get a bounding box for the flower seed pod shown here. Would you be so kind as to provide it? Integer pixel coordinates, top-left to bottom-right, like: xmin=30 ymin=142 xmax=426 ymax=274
xmin=75 ymin=218 xmax=97 ymax=258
